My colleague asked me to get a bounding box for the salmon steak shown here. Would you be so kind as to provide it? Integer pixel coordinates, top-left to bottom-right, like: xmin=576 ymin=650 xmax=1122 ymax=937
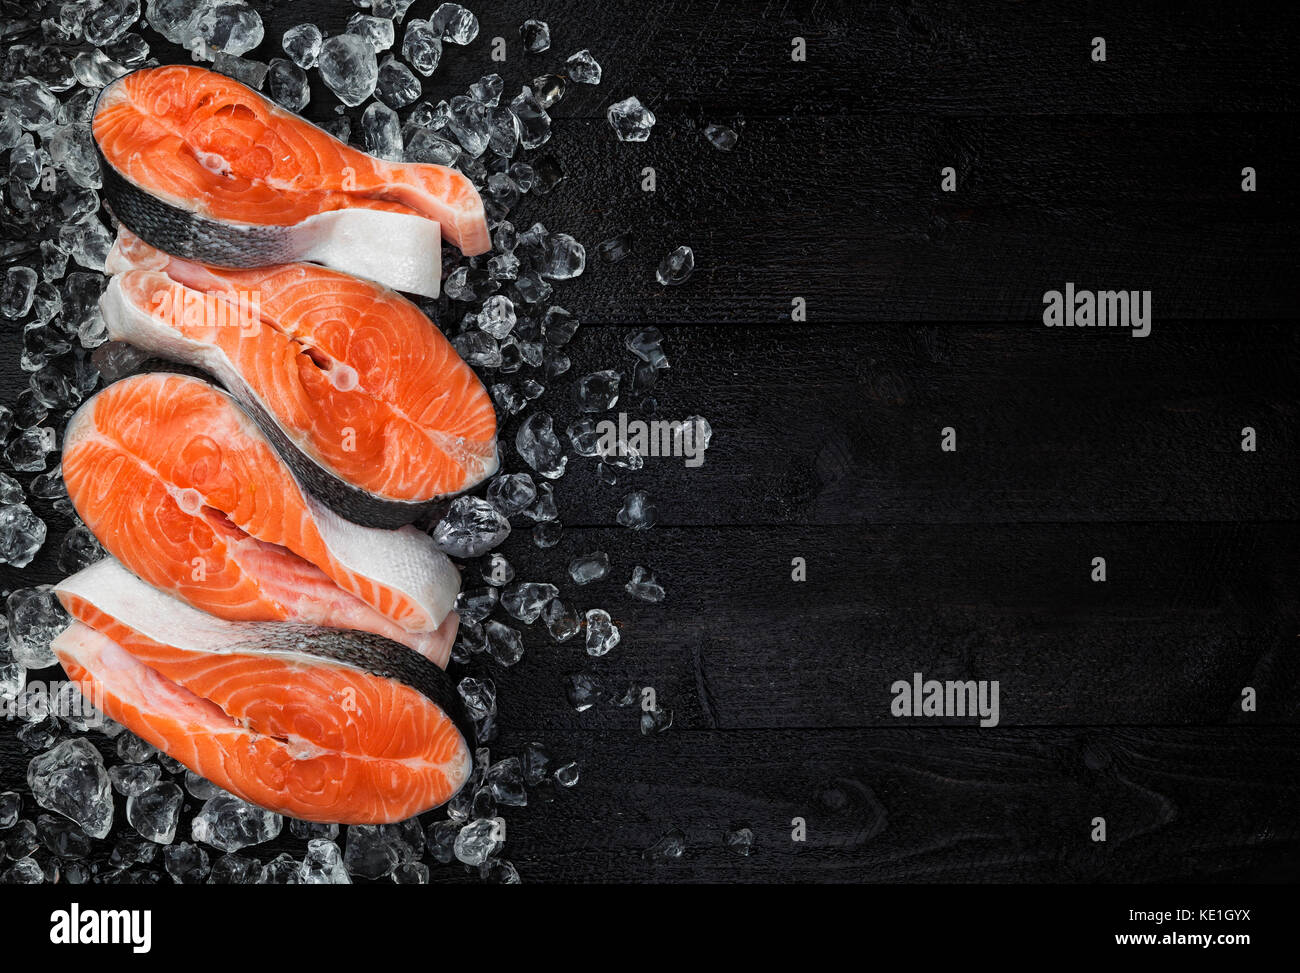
xmin=92 ymin=65 xmax=491 ymax=297
xmin=103 ymin=229 xmax=499 ymax=527
xmin=54 ymin=558 xmax=473 ymax=824
xmin=62 ymin=372 xmax=461 ymax=667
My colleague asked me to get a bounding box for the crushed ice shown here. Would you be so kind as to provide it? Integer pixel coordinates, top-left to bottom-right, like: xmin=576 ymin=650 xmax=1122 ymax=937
xmin=0 ymin=0 xmax=716 ymax=883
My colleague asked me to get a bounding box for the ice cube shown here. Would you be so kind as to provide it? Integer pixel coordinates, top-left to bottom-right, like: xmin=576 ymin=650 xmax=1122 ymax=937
xmin=194 ymin=0 xmax=264 ymax=57
xmin=584 ymin=609 xmax=621 ymax=657
xmin=258 ymin=852 xmax=300 ymax=884
xmin=27 ymin=738 xmax=114 ymax=839
xmin=162 ymin=841 xmax=210 ymax=883
xmin=401 ymin=19 xmax=443 ymax=76
xmin=267 ymin=58 xmax=309 ymax=112
xmin=554 ymin=761 xmax=580 ymax=787
xmin=318 ymin=33 xmax=378 ymax=107
xmin=481 ymin=552 xmax=515 ymax=586
xmin=208 ymin=853 xmax=259 ymax=884
xmin=625 ymin=565 xmax=666 ymax=603
xmin=9 ymin=79 xmax=60 ymax=133
xmin=190 ymin=793 xmax=281 ymax=852
xmin=484 ymin=756 xmax=527 ymax=807
xmin=565 ymin=50 xmax=602 ymax=84
xmin=454 ymin=586 xmax=497 ymax=623
xmin=524 ymin=481 xmax=558 ymax=522
xmin=724 ymin=826 xmax=755 ymax=856
xmin=104 ymin=32 xmax=150 ymax=68
xmin=704 ymin=123 xmax=739 ymax=151
xmin=510 ymin=87 xmax=551 ymax=150
xmin=484 ymin=620 xmax=525 ymax=666
xmin=488 ymin=250 xmax=520 ymax=281
xmin=282 ymin=23 xmax=322 ymax=68
xmin=433 ymin=496 xmax=511 ymax=557
xmin=457 ymin=676 xmax=497 ymax=724
xmin=37 ymin=813 xmax=94 ymax=860
xmin=607 ymin=96 xmax=656 ymax=142
xmin=84 ymin=0 xmax=143 ymax=47
xmin=210 ymin=52 xmax=268 ymax=89
xmin=404 ymin=129 xmax=460 ymax=166
xmin=393 ymin=861 xmax=429 ymax=883
xmin=2 ymin=267 xmax=38 ymax=319
xmin=486 ymin=472 xmax=536 ymax=516
xmin=542 ymin=233 xmax=585 ymax=280
xmin=2 ymin=858 xmax=44 ymax=884
xmin=373 ymin=0 xmax=416 ymax=21
xmin=625 ymin=327 xmax=669 ymax=368
xmin=115 ymin=731 xmax=157 ymax=763
xmin=532 ymin=154 xmax=565 ymax=194
xmin=531 ymin=74 xmax=567 ymax=109
xmin=516 ymin=412 xmax=567 ymax=479
xmin=617 ymin=490 xmax=657 ymax=530
xmin=543 ymin=305 xmax=579 ymax=345
xmin=568 ymin=552 xmax=610 ymax=584
xmin=432 ymin=3 xmax=478 ymax=44
xmin=501 ymin=582 xmax=558 ymax=624
xmin=470 ymin=73 xmax=504 ymax=107
xmin=487 ymin=106 xmax=521 ymax=158
xmin=446 ymin=94 xmax=491 ymax=157
xmin=640 ymin=704 xmax=673 ymax=734
xmin=4 ymin=818 xmax=40 ymax=858
xmin=344 ymin=823 xmax=409 ymax=879
xmin=566 ymin=672 xmax=600 ymax=712
xmin=519 ymin=19 xmax=550 ymax=53
xmin=644 ymin=828 xmax=686 ymax=861
xmin=126 ymin=782 xmax=183 ymax=843
xmin=478 ymin=294 xmax=517 ymax=338
xmin=361 ymin=102 xmax=403 ymax=161
xmin=294 ymin=837 xmax=350 ymax=883
xmin=454 ymin=817 xmax=503 ymax=866
xmin=376 ymin=55 xmax=421 ymax=108
xmin=542 ymin=598 xmax=581 ymax=642
xmin=347 ymin=12 xmax=395 ymax=51
xmin=0 ymin=792 xmax=20 ymax=829
xmin=574 ymin=369 xmax=619 ymax=412
xmin=656 ymin=245 xmax=695 ymax=285
xmin=6 ymin=587 xmax=67 ymax=667
xmin=109 ymin=763 xmax=161 ymax=798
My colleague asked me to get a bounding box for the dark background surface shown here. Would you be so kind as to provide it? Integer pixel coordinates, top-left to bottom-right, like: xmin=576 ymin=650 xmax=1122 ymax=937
xmin=2 ymin=1 xmax=1298 ymax=883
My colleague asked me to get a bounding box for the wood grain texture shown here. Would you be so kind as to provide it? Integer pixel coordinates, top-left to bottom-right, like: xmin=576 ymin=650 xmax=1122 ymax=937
xmin=251 ymin=1 xmax=1300 ymax=119
xmin=0 ymin=0 xmax=1295 ymax=884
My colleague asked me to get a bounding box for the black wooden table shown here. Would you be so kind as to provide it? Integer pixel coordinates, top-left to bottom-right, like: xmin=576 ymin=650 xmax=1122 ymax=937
xmin=1 ymin=1 xmax=1296 ymax=883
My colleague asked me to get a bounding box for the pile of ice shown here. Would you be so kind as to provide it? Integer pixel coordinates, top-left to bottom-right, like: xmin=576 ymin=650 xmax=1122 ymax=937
xmin=0 ymin=1 xmax=721 ymax=882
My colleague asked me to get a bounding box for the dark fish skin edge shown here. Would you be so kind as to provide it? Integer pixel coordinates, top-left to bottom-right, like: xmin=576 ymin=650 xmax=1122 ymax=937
xmin=98 ymin=143 xmax=324 ymax=268
xmin=236 ymin=622 xmax=477 ymax=762
xmin=102 ymin=354 xmax=439 ymax=528
xmin=217 ymin=369 xmax=440 ymax=530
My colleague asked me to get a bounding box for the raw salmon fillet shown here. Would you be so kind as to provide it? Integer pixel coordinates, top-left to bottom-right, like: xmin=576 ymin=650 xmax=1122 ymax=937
xmin=62 ymin=373 xmax=461 ymax=667
xmin=54 ymin=559 xmax=473 ymax=823
xmin=93 ymin=65 xmax=491 ymax=296
xmin=102 ymin=229 xmax=499 ymax=527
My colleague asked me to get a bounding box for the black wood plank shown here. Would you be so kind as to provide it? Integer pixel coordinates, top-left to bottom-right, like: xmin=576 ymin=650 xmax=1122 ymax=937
xmin=489 ymin=114 xmax=1297 ymax=323
xmin=254 ymin=1 xmax=1300 ymax=118
xmin=436 ymin=522 xmax=1300 ymax=731
xmin=1 ymin=726 xmax=1294 ymax=882
xmin=505 ymin=323 xmax=1297 ymax=527
xmin=468 ymin=727 xmax=1300 ymax=882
